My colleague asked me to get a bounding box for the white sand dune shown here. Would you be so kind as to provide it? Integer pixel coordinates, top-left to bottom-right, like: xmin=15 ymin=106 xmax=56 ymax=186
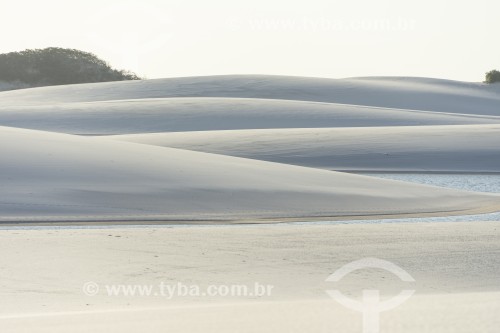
xmin=1 ymin=75 xmax=499 ymax=116
xmin=1 ymin=74 xmax=500 ymax=333
xmin=0 ymin=222 xmax=499 ymax=332
xmin=108 ymin=125 xmax=500 ymax=172
xmin=1 ymin=125 xmax=499 ymax=222
xmin=1 ymin=97 xmax=499 ymax=135
xmin=1 ymin=75 xmax=499 ymax=222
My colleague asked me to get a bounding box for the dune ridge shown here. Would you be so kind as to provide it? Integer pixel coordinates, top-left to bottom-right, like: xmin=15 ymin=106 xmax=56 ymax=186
xmin=0 ymin=75 xmax=499 ymax=116
xmin=1 ymin=97 xmax=500 ymax=135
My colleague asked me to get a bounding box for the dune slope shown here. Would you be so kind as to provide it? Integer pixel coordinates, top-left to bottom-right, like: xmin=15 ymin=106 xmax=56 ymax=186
xmin=1 ymin=98 xmax=498 ymax=135
xmin=1 ymin=126 xmax=499 ymax=222
xmin=108 ymin=125 xmax=500 ymax=172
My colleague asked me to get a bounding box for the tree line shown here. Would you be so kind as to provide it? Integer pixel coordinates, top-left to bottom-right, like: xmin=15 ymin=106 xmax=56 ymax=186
xmin=0 ymin=47 xmax=141 ymax=87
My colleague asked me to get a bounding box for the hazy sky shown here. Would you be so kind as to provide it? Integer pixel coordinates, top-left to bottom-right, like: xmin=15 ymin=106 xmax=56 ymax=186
xmin=1 ymin=0 xmax=499 ymax=81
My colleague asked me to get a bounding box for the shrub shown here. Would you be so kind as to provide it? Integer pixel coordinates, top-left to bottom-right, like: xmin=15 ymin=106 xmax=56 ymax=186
xmin=0 ymin=47 xmax=141 ymax=87
xmin=485 ymin=70 xmax=500 ymax=84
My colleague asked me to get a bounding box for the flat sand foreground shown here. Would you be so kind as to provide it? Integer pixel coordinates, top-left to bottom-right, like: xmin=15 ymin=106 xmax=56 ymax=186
xmin=0 ymin=221 xmax=499 ymax=332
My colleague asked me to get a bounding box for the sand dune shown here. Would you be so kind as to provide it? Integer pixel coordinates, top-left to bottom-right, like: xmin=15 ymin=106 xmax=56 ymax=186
xmin=1 ymin=98 xmax=499 ymax=135
xmin=1 ymin=75 xmax=499 ymax=116
xmin=108 ymin=125 xmax=500 ymax=172
xmin=1 ymin=125 xmax=499 ymax=222
xmin=1 ymin=75 xmax=499 ymax=221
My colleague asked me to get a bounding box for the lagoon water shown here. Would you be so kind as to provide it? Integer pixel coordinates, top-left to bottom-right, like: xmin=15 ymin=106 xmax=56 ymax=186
xmin=362 ymin=173 xmax=500 ymax=194
xmin=303 ymin=173 xmax=500 ymax=225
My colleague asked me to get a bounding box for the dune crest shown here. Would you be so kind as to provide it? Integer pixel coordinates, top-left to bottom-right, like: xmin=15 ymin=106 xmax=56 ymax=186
xmin=1 ymin=97 xmax=499 ymax=135
xmin=0 ymin=75 xmax=499 ymax=116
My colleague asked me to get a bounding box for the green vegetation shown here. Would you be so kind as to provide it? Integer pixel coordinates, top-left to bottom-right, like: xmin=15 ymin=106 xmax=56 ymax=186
xmin=485 ymin=70 xmax=500 ymax=84
xmin=0 ymin=47 xmax=141 ymax=87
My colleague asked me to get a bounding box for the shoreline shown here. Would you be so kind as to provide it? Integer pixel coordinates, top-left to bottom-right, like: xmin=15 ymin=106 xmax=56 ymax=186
xmin=1 ymin=201 xmax=500 ymax=227
xmin=347 ymin=170 xmax=500 ymax=175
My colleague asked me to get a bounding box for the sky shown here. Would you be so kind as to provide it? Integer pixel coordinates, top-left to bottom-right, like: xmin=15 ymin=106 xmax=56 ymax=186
xmin=1 ymin=0 xmax=499 ymax=82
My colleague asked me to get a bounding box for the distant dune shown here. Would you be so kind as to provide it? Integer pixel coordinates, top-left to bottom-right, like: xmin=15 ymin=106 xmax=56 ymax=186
xmin=107 ymin=125 xmax=500 ymax=172
xmin=0 ymin=75 xmax=499 ymax=116
xmin=1 ymin=98 xmax=499 ymax=135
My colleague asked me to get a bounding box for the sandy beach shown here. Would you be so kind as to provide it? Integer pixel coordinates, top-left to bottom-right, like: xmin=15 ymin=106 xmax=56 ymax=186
xmin=0 ymin=221 xmax=499 ymax=332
